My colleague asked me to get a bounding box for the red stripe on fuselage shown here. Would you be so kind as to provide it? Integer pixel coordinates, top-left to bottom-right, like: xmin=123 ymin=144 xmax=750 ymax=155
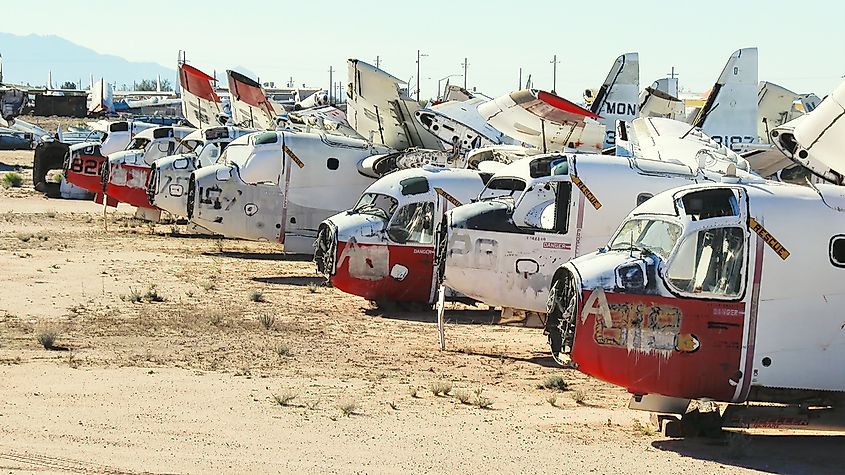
xmin=104 ymin=163 xmax=157 ymax=209
xmin=330 ymin=240 xmax=436 ymax=303
xmin=571 ymin=290 xmax=746 ymax=402
xmin=64 ymin=153 xmax=107 ymax=194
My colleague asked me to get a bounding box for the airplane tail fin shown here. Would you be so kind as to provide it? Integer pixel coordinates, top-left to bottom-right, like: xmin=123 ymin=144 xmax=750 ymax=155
xmin=180 ymin=63 xmax=223 ymax=128
xmin=589 ymin=52 xmax=640 ymax=148
xmin=226 ymin=70 xmax=275 ymax=130
xmin=693 ymin=47 xmax=758 ymax=150
xmin=639 ymin=81 xmax=684 ymax=120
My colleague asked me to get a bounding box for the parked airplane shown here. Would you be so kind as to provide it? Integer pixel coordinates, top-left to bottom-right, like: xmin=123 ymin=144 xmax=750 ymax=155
xmin=147 ymin=126 xmax=254 ymax=217
xmin=102 ymin=126 xmax=196 ymax=217
xmin=416 ymin=53 xmax=640 ymax=153
xmin=187 ymin=130 xmax=391 ymax=253
xmin=315 ymin=166 xmax=488 ymax=305
xmin=435 ymin=123 xmax=757 ymax=319
xmin=544 ymin=177 xmax=845 ymax=431
xmin=60 ymin=120 xmax=157 ymax=203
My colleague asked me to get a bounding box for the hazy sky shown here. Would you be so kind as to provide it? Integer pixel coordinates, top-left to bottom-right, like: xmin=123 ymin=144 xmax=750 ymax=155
xmin=3 ymin=0 xmax=843 ymax=99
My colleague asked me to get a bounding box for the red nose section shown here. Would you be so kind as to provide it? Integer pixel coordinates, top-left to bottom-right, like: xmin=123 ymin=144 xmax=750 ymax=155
xmin=571 ymin=289 xmax=746 ymax=402
xmin=65 ymin=153 xmax=107 ymax=194
xmin=330 ymin=240 xmax=436 ymax=303
xmin=104 ymin=163 xmax=157 ymax=209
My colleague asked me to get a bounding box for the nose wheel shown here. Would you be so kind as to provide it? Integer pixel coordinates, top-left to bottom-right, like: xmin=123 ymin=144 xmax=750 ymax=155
xmin=546 ymin=270 xmax=578 ymax=365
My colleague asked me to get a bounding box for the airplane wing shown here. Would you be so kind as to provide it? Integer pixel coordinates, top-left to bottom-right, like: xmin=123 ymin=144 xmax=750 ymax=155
xmin=629 ymin=117 xmax=753 ymax=174
xmin=180 ymin=63 xmax=224 ymax=128
xmin=771 ymin=79 xmax=845 ymax=183
xmin=226 ymin=70 xmax=276 ymax=130
xmin=477 ymin=89 xmax=604 ymax=153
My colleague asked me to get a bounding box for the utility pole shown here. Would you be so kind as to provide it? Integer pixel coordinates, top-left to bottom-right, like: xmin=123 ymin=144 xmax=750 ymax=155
xmin=328 ymin=66 xmax=334 ymax=105
xmin=461 ymin=57 xmax=469 ymax=89
xmin=416 ymin=50 xmax=428 ymax=101
xmin=375 ymin=56 xmax=380 ymax=69
xmin=518 ymin=67 xmax=522 ymax=90
xmin=550 ymin=54 xmax=560 ymax=94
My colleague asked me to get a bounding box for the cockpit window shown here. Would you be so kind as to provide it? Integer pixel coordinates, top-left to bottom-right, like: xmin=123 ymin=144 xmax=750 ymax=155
xmin=609 ymin=219 xmax=682 ymax=260
xmin=127 ymin=137 xmax=150 ymax=150
xmin=400 ymin=176 xmax=430 ymax=196
xmin=197 ymin=142 xmax=224 ymax=168
xmin=352 ymin=193 xmax=398 ymax=220
xmin=666 ymin=227 xmax=745 ymax=298
xmin=389 ymin=201 xmax=435 ymax=244
xmin=681 ymin=189 xmax=739 ymax=221
xmin=528 ymin=156 xmax=568 ymax=178
xmin=478 ymin=177 xmax=526 ymax=200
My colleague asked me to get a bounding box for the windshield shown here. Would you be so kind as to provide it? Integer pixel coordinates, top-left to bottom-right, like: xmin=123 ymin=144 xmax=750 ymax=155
xmin=478 ymin=177 xmax=526 ymax=201
xmin=609 ymin=218 xmax=682 ymax=260
xmin=197 ymin=142 xmax=225 ymax=168
xmin=127 ymin=137 xmax=150 ymax=151
xmin=352 ymin=193 xmax=398 ymax=220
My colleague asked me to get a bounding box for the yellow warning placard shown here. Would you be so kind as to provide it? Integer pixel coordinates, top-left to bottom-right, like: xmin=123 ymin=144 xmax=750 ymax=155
xmin=571 ymin=175 xmax=602 ymax=210
xmin=434 ymin=187 xmax=462 ymax=207
xmin=284 ymin=145 xmax=305 ymax=168
xmin=748 ymin=217 xmax=790 ymax=260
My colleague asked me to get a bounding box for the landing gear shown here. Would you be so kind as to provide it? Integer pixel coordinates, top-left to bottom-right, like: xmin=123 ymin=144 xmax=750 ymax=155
xmin=546 ymin=271 xmax=578 ymax=364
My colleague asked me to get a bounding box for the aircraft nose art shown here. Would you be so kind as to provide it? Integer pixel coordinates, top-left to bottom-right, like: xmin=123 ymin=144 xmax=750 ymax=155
xmin=64 ymin=144 xmax=107 ymax=195
xmin=570 ymin=286 xmax=746 ymax=402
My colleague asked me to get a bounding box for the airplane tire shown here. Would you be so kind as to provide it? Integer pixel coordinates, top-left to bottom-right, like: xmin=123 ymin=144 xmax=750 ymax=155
xmin=32 ymin=142 xmax=67 ymax=198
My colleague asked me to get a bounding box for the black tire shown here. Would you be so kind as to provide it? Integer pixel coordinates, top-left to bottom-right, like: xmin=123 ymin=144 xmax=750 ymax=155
xmin=32 ymin=142 xmax=68 ymax=198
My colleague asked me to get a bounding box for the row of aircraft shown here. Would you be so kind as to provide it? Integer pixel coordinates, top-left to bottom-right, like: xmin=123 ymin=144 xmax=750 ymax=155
xmin=35 ymin=47 xmax=844 ymax=434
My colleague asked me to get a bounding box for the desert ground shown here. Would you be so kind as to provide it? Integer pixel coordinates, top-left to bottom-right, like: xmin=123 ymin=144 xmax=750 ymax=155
xmin=0 ymin=133 xmax=842 ymax=473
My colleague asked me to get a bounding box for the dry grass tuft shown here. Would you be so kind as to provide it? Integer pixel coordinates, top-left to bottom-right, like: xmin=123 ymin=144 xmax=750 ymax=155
xmin=570 ymin=388 xmax=587 ymax=405
xmin=473 ymin=388 xmax=493 ymax=409
xmin=36 ymin=328 xmax=59 ymax=350
xmin=632 ymin=419 xmax=656 ymax=437
xmin=272 ymin=390 xmax=297 ymax=407
xmin=306 ymin=282 xmax=319 ymax=293
xmin=274 ymin=343 xmax=292 ymax=358
xmin=538 ymin=375 xmax=568 ymax=391
xmin=337 ymin=398 xmax=359 ymax=416
xmin=546 ymin=394 xmax=558 ymax=407
xmin=429 ymin=380 xmax=453 ymax=397
xmin=1 ymin=172 xmax=23 ymax=189
xmin=453 ymin=389 xmax=472 ymax=405
xmin=258 ymin=313 xmax=275 ymax=331
xmin=249 ymin=290 xmax=265 ymax=302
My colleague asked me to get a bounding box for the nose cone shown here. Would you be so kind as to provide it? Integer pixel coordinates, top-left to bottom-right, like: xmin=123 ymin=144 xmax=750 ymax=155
xmin=149 ymin=154 xmax=196 ymax=216
xmin=187 ymin=163 xmax=233 ymax=225
xmin=328 ymin=211 xmax=386 ymax=243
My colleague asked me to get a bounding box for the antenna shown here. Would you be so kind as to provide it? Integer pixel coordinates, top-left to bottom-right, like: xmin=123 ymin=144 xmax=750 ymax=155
xmin=375 ymin=55 xmax=380 ymax=69
xmin=328 ymin=65 xmax=334 ymax=105
xmin=550 ymin=54 xmax=560 ymax=94
xmin=460 ymin=58 xmax=469 ymax=89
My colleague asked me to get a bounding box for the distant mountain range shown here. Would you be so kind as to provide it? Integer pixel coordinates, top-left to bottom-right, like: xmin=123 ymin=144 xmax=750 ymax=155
xmin=0 ymin=32 xmax=176 ymax=89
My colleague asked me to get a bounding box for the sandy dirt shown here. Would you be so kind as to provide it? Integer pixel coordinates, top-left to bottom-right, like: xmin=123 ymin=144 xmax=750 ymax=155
xmin=0 ymin=151 xmax=842 ymax=474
